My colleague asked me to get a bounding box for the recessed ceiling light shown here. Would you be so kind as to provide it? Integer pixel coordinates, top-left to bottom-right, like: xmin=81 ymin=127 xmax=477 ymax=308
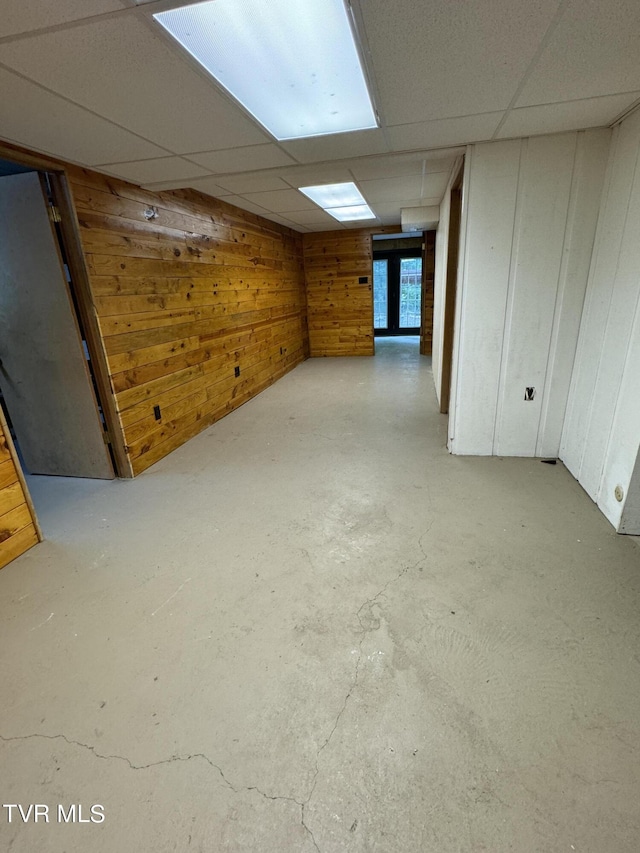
xmin=299 ymin=182 xmax=376 ymax=222
xmin=325 ymin=205 xmax=376 ymax=222
xmin=154 ymin=0 xmax=378 ymax=141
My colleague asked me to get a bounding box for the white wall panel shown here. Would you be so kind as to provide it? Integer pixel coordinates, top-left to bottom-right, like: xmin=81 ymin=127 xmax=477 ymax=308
xmin=561 ymin=109 xmax=640 ymax=531
xmin=494 ymin=134 xmax=575 ymax=456
xmin=536 ymin=130 xmax=611 ymax=457
xmin=450 ymin=130 xmax=609 ymax=459
xmin=449 ymin=140 xmax=521 ymax=455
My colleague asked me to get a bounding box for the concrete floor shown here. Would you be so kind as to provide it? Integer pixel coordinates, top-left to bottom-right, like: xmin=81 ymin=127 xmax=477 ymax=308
xmin=1 ymin=337 xmax=639 ymax=852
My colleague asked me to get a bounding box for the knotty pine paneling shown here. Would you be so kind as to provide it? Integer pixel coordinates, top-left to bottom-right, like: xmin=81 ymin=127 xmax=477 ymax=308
xmin=420 ymin=231 xmax=436 ymax=356
xmin=67 ymin=168 xmax=309 ymax=475
xmin=303 ymin=230 xmax=374 ymax=357
xmin=0 ymin=422 xmax=38 ymax=570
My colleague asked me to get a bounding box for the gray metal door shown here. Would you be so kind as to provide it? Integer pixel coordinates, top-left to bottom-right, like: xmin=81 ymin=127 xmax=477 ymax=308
xmin=0 ymin=172 xmax=114 ymax=479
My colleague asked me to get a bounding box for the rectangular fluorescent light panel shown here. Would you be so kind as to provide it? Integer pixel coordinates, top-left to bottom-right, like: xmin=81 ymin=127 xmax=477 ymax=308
xmin=299 ymin=182 xmax=376 ymax=222
xmin=154 ymin=0 xmax=378 ymax=141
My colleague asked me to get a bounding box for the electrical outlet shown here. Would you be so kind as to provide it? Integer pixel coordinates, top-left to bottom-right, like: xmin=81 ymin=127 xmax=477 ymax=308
xmin=524 ymin=387 xmax=535 ymax=401
xmin=153 ymin=404 xmax=161 ymax=421
xmin=234 ymin=366 xmax=240 ymax=378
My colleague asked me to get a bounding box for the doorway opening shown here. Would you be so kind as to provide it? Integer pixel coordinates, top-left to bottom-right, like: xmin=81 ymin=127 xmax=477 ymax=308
xmin=0 ymin=155 xmax=118 ymax=536
xmin=373 ymin=248 xmax=422 ymax=336
xmin=439 ymin=167 xmax=464 ymax=415
xmin=372 ymin=231 xmax=435 ymax=358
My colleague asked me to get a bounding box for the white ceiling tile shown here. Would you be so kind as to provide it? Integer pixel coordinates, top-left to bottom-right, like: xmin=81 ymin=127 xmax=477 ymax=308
xmin=421 ymin=172 xmax=451 ymax=198
xmin=284 ymin=223 xmax=312 ymax=233
xmin=376 ymin=212 xmax=404 ymax=227
xmin=280 ymin=209 xmax=340 ymax=227
xmin=0 ymin=67 xmax=166 ymax=164
xmin=214 ymin=174 xmax=291 ymax=194
xmin=359 ymin=0 xmax=560 ymax=124
xmin=497 ymin=93 xmax=640 ymax=139
xmin=181 ymin=177 xmax=231 ymax=197
xmin=261 ymin=213 xmax=309 ymax=232
xmin=305 ymin=222 xmax=346 ymax=232
xmin=280 ymin=129 xmax=389 ymax=163
xmin=350 ymin=154 xmax=454 ymax=181
xmin=342 ymin=218 xmax=379 ymax=229
xmin=0 ymin=17 xmax=269 ymax=153
xmin=517 ymin=0 xmax=640 ymax=107
xmin=369 ymin=202 xmax=404 ymax=223
xmin=278 ymin=164 xmax=356 ymax=187
xmin=360 ymin=175 xmax=424 ymax=203
xmin=219 ymin=195 xmax=272 ymax=216
xmin=186 ymin=145 xmax=295 ymax=173
xmin=100 ymin=156 xmax=209 ymax=184
xmin=242 ymin=189 xmax=317 ymax=213
xmin=0 ymin=0 xmax=125 ymax=39
xmin=137 ymin=178 xmax=228 ymax=196
xmin=387 ymin=112 xmax=503 ymax=151
xmin=360 ymin=172 xmax=449 ymax=204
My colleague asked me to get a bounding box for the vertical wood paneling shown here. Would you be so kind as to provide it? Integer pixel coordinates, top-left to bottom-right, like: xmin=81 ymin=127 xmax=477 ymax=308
xmin=420 ymin=231 xmax=436 ymax=356
xmin=433 ymin=187 xmax=452 ymax=399
xmin=67 ymin=168 xmax=309 ymax=475
xmin=303 ymin=230 xmax=374 ymax=357
xmin=0 ymin=420 xmax=39 ymax=570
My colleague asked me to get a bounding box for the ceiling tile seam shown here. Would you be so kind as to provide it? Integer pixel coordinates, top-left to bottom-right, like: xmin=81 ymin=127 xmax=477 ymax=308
xmin=94 ymin=154 xmax=203 ymax=168
xmin=179 ymin=152 xmax=294 ymax=172
xmin=510 ymin=89 xmax=640 ymax=112
xmin=0 ymin=4 xmax=146 ymax=46
xmin=0 ymin=132 xmax=84 ymax=167
xmin=0 ymin=60 xmax=177 ymax=160
xmin=387 ymin=108 xmax=512 ymax=129
xmin=491 ymin=0 xmax=570 ymax=140
xmin=610 ymin=98 xmax=640 ymax=127
xmin=173 ymin=154 xmax=449 ymax=189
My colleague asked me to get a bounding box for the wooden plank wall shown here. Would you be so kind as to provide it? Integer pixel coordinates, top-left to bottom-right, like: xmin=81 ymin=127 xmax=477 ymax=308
xmin=67 ymin=168 xmax=309 ymax=475
xmin=303 ymin=230 xmax=375 ymax=356
xmin=0 ymin=421 xmax=39 ymax=570
xmin=420 ymin=230 xmax=436 ymax=356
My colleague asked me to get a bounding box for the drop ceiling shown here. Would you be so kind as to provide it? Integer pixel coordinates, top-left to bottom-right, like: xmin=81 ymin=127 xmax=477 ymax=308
xmin=0 ymin=0 xmax=638 ymax=231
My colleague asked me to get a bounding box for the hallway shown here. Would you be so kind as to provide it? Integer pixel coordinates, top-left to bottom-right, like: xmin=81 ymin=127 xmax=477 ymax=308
xmin=1 ymin=340 xmax=639 ymax=852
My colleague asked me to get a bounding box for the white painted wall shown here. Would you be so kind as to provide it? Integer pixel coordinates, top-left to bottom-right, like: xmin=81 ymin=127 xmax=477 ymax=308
xmin=448 ymin=129 xmax=610 ymax=457
xmin=561 ymin=109 xmax=640 ymax=533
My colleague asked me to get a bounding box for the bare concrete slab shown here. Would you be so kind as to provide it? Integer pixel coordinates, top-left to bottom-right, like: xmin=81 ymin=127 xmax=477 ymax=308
xmin=1 ymin=338 xmax=639 ymax=852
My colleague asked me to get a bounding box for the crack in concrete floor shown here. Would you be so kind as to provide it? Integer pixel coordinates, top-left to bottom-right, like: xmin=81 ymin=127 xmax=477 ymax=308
xmin=2 ymin=343 xmax=639 ymax=851
xmin=0 ymin=551 xmax=424 ymax=853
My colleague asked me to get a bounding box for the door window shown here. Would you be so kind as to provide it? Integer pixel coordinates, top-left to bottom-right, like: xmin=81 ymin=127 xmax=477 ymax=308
xmin=372 ymin=250 xmax=422 ymax=334
xmin=373 ymin=259 xmax=389 ymax=330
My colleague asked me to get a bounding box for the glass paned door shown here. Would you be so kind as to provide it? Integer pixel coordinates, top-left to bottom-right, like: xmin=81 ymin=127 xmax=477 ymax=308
xmin=372 ymin=249 xmax=422 ymax=335
xmin=373 ymin=259 xmax=388 ymax=330
xmin=399 ymin=258 xmax=422 ymax=328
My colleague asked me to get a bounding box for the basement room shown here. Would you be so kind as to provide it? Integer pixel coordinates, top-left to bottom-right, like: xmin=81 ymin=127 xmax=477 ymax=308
xmin=0 ymin=1 xmax=639 ymax=851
